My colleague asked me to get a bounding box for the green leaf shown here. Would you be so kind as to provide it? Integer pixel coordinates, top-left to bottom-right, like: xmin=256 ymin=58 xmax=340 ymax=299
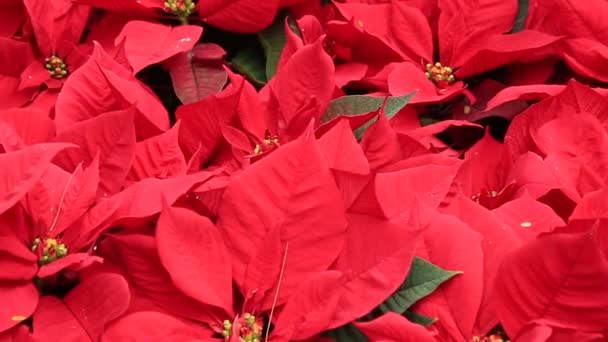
xmin=404 ymin=310 xmax=437 ymax=327
xmin=510 ymin=0 xmax=529 ymax=33
xmin=376 ymin=257 xmax=461 ymax=315
xmin=230 ymin=45 xmax=267 ymax=86
xmin=325 ymin=323 xmax=369 ymax=342
xmin=321 ymin=92 xmax=417 ymax=125
xmin=258 ymin=14 xmax=300 ymax=81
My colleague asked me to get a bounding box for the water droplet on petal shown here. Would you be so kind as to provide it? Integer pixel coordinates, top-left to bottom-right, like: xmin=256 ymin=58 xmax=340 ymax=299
xmin=520 ymin=222 xmax=532 ymax=228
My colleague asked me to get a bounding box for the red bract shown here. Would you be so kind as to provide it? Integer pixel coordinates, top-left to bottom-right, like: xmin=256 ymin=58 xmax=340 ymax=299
xmin=354 ymin=312 xmax=438 ymax=341
xmin=55 ymin=44 xmax=169 ymax=140
xmin=217 ymin=130 xmax=347 ymax=309
xmin=494 ymin=220 xmax=608 ymax=340
xmin=115 ymin=20 xmax=202 ymax=74
xmin=333 ymin=1 xmax=560 ymax=103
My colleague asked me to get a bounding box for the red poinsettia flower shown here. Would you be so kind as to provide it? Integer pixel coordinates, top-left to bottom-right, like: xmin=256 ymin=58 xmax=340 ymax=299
xmin=332 ymin=1 xmax=560 ymax=103
xmin=524 ymin=0 xmax=608 ymax=83
xmin=177 ymin=36 xmax=335 ymax=168
xmin=75 ymin=0 xmax=279 ymax=33
xmin=18 ymin=0 xmax=91 ymax=90
xmin=499 ymin=80 xmax=608 ymax=216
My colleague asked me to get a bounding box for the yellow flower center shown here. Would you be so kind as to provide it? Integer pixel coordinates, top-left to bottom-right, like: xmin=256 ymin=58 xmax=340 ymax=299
xmin=164 ymin=0 xmax=196 ymax=24
xmin=45 ymin=55 xmax=68 ymax=79
xmin=31 ymin=237 xmax=68 ymax=265
xmin=252 ymin=131 xmax=279 ymax=155
xmin=222 ymin=313 xmax=264 ymax=342
xmin=425 ymin=62 xmax=455 ymax=86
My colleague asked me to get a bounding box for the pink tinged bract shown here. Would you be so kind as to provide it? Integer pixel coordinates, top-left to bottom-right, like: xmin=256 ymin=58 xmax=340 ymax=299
xmin=165 ymin=43 xmax=228 ymax=104
xmin=494 ymin=220 xmax=608 ymax=338
xmin=116 ymin=21 xmax=203 ymax=74
xmin=217 ymin=132 xmax=347 ymax=307
xmin=156 ymin=202 xmax=233 ymax=315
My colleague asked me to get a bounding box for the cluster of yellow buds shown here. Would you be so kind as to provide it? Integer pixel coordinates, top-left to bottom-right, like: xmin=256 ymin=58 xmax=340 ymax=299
xmin=253 ymin=133 xmax=279 ymax=155
xmin=222 ymin=313 xmax=264 ymax=342
xmin=472 ymin=334 xmax=509 ymax=342
xmin=45 ymin=55 xmax=68 ymax=79
xmin=425 ymin=62 xmax=455 ymax=86
xmin=31 ymin=237 xmax=68 ymax=265
xmin=164 ymin=0 xmax=196 ymax=24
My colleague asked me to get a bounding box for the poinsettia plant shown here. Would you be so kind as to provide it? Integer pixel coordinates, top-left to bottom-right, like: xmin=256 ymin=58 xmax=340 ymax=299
xmin=1 ymin=0 xmax=608 ymax=341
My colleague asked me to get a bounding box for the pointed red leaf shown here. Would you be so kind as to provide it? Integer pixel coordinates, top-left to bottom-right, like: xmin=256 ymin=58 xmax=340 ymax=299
xmin=328 ymin=214 xmax=419 ymax=331
xmin=156 ymin=203 xmax=233 ymax=314
xmin=127 ymin=121 xmax=187 ymax=183
xmin=494 ymin=221 xmax=608 ymax=337
xmin=199 ymin=0 xmax=280 ymax=33
xmin=53 ymin=108 xmax=136 ymax=196
xmin=116 ymin=21 xmax=203 ymax=74
xmin=271 ymin=37 xmax=335 ymax=124
xmin=413 ymin=209 xmax=483 ymax=340
xmin=354 ymin=312 xmax=438 ymax=342
xmin=176 ymin=77 xmax=242 ymax=160
xmin=55 ymin=43 xmax=169 ymax=138
xmin=318 ymin=118 xmax=370 ymax=175
xmin=534 ymin=113 xmax=608 ymax=196
xmin=270 ymin=271 xmax=344 ymax=341
xmin=97 ymin=234 xmax=221 ymax=324
xmin=0 ymin=108 xmax=55 ymax=151
xmin=217 ymin=134 xmax=347 ymax=307
xmin=0 ymin=143 xmax=73 ymax=215
xmin=65 ymin=170 xmax=223 ymax=249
